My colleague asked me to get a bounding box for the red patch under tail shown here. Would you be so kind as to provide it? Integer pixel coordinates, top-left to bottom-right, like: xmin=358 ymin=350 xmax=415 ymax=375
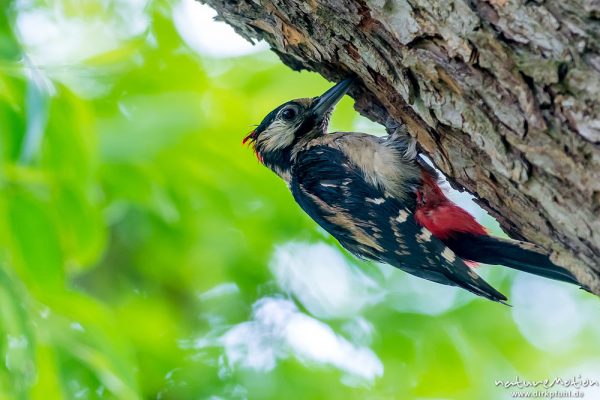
xmin=415 ymin=172 xmax=486 ymax=267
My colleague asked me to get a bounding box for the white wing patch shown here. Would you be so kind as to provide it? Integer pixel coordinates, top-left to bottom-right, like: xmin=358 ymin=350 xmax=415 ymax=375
xmin=416 ymin=228 xmax=432 ymax=243
xmin=395 ymin=209 xmax=409 ymax=223
xmin=441 ymin=247 xmax=456 ymax=263
xmin=366 ymin=197 xmax=385 ymax=205
xmin=320 ymin=182 xmax=337 ymax=188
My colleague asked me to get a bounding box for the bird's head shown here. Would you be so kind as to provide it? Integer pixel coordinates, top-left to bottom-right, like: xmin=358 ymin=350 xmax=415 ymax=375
xmin=243 ymin=79 xmax=353 ymax=178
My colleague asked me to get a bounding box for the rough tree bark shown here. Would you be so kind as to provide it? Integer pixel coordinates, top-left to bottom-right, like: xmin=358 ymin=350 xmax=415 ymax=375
xmin=200 ymin=0 xmax=600 ymax=294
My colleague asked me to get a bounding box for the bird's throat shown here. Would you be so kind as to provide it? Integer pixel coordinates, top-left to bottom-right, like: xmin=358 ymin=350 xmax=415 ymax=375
xmin=259 ymin=147 xmax=293 ymax=183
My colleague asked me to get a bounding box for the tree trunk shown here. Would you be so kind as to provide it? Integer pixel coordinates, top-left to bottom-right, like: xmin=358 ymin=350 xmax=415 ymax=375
xmin=200 ymin=0 xmax=600 ymax=294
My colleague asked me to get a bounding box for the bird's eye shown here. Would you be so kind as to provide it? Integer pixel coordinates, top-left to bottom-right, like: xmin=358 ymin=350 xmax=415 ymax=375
xmin=281 ymin=107 xmax=297 ymax=120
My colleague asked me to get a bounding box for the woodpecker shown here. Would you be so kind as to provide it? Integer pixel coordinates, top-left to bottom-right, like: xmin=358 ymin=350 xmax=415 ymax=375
xmin=244 ymin=79 xmax=581 ymax=304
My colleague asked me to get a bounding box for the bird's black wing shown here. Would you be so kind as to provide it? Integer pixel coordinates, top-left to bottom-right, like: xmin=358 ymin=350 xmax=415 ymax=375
xmin=290 ymin=144 xmax=508 ymax=303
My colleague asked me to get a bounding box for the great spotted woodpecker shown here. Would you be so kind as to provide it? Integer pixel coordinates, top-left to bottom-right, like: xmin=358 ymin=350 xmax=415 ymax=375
xmin=244 ymin=79 xmax=580 ymax=303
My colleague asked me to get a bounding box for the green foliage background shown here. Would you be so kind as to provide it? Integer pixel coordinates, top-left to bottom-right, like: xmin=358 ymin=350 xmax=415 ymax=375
xmin=0 ymin=1 xmax=599 ymax=399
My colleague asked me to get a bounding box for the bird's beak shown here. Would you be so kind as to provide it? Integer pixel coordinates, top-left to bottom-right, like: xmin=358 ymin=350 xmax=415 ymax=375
xmin=310 ymin=78 xmax=353 ymax=119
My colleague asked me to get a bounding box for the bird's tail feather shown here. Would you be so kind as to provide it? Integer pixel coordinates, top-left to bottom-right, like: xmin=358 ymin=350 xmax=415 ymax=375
xmin=444 ymin=233 xmax=580 ymax=286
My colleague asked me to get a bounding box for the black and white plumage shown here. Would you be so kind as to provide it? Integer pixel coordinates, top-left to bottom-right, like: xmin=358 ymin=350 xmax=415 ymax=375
xmin=291 ymin=138 xmax=507 ymax=302
xmin=244 ymin=79 xmax=581 ymax=304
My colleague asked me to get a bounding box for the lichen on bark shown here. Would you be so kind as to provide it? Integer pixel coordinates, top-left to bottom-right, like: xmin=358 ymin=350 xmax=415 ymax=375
xmin=200 ymin=0 xmax=600 ymax=294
